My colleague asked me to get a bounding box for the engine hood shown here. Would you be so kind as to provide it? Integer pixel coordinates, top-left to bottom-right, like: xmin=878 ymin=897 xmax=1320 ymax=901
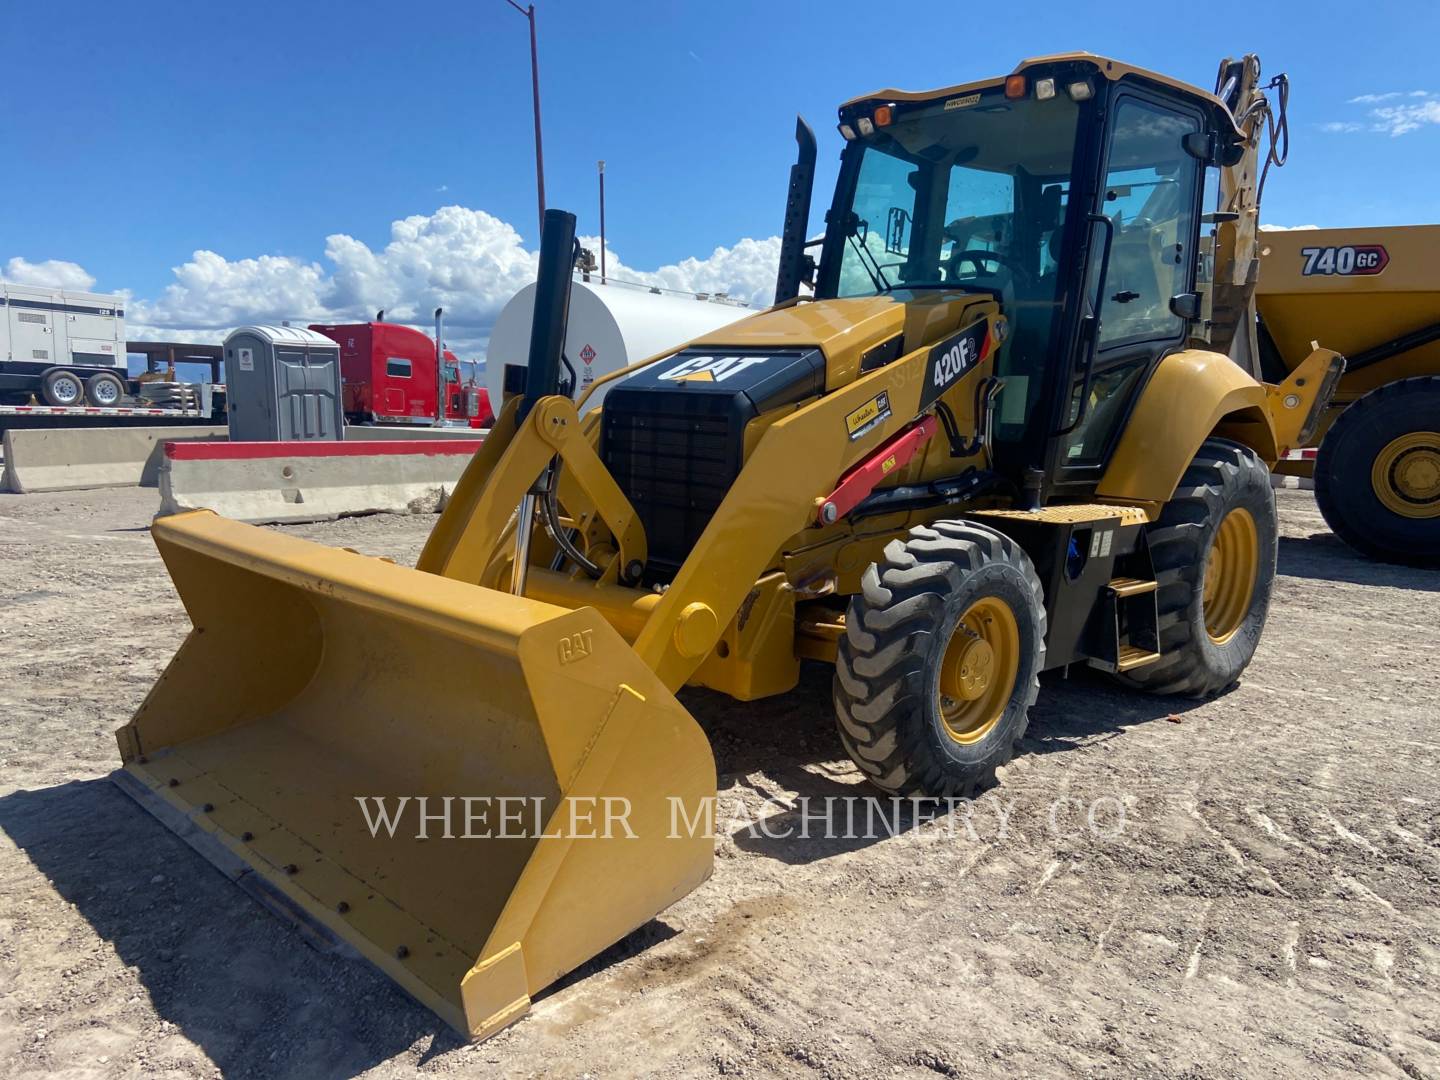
xmin=685 ymin=291 xmax=999 ymax=391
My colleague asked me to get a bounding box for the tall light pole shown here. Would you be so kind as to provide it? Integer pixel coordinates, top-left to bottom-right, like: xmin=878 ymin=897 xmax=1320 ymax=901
xmin=597 ymin=160 xmax=607 ymax=284
xmin=504 ymin=0 xmax=546 ymax=233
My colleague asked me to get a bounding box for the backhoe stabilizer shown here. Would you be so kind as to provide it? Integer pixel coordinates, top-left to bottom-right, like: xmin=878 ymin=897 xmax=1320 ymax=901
xmin=113 ymin=510 xmax=715 ymax=1040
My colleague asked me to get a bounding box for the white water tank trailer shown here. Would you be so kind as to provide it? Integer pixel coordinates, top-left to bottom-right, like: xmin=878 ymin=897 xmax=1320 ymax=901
xmin=486 ymin=278 xmax=753 ymax=413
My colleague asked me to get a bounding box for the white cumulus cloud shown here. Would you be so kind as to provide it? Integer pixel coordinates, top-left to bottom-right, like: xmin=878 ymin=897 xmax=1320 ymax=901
xmin=1370 ymin=98 xmax=1440 ymax=136
xmin=87 ymin=205 xmax=782 ymax=358
xmin=3 ymin=257 xmax=97 ymax=291
xmin=1346 ymin=90 xmax=1431 ymax=104
xmin=1325 ymin=90 xmax=1440 ymax=136
xmin=1258 ymin=224 xmax=1319 ymax=231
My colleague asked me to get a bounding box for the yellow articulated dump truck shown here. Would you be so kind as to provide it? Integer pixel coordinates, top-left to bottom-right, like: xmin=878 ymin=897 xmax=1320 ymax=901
xmin=114 ymin=53 xmax=1338 ymax=1040
xmin=1257 ymin=224 xmax=1440 ymax=565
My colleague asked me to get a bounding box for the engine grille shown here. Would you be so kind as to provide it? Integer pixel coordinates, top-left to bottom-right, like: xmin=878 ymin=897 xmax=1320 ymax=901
xmin=602 ymin=391 xmax=738 ymax=579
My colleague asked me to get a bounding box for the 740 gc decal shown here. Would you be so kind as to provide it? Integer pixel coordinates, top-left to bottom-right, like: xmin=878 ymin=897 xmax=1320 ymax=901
xmin=1300 ymin=244 xmax=1389 ymax=276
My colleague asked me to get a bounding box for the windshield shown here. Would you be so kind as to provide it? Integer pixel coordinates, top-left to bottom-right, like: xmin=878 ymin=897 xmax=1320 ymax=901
xmin=824 ymin=89 xmax=1083 ymax=299
xmin=821 ymin=86 xmax=1086 ymax=455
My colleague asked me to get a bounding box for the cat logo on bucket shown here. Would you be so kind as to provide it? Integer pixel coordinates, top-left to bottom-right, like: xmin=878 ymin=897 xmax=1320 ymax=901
xmin=557 ymin=629 xmax=594 ymax=664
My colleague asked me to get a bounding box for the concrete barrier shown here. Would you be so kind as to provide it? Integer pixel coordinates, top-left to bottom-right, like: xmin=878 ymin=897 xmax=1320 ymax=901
xmin=158 ymin=439 xmax=483 ymax=524
xmin=2 ymin=425 xmax=228 ymax=494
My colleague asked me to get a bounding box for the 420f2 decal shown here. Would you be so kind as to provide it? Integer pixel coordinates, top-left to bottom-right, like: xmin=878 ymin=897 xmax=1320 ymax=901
xmin=919 ymin=318 xmax=990 ymax=411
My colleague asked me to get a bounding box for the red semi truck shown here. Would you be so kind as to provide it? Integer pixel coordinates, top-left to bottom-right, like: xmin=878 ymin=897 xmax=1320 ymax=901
xmin=310 ymin=316 xmax=492 ymax=427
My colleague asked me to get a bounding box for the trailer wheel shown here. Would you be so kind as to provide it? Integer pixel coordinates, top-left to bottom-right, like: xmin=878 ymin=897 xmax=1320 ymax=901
xmin=1314 ymin=376 xmax=1440 ymax=567
xmin=40 ymin=370 xmax=85 ymax=407
xmin=1117 ymin=439 xmax=1276 ymax=698
xmin=834 ymin=521 xmax=1045 ymax=799
xmin=85 ymin=371 xmax=127 ymax=407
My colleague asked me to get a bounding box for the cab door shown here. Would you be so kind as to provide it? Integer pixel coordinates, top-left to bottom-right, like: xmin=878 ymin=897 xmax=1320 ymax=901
xmin=1045 ymin=88 xmax=1207 ymax=495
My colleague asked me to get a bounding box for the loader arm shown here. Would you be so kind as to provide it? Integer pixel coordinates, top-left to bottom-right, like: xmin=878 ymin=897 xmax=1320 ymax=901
xmin=419 ymin=305 xmax=1003 ymax=694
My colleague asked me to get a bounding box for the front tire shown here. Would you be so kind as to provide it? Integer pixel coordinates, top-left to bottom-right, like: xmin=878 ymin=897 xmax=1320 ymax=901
xmin=1118 ymin=438 xmax=1276 ymax=698
xmin=1314 ymin=376 xmax=1440 ymax=567
xmin=834 ymin=521 xmax=1046 ymax=798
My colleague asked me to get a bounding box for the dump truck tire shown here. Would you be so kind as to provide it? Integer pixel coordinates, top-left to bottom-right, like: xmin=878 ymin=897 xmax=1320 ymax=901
xmin=1117 ymin=438 xmax=1275 ymax=698
xmin=834 ymin=520 xmax=1045 ymax=798
xmin=1314 ymin=376 xmax=1440 ymax=568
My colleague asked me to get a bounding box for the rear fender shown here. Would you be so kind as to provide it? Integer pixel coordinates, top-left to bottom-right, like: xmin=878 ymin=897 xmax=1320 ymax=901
xmin=1098 ymin=349 xmax=1277 ymax=504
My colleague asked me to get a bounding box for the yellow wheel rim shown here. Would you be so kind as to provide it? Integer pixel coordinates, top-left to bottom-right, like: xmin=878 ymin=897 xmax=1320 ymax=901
xmin=1202 ymin=507 xmax=1259 ymax=645
xmin=1371 ymin=432 xmax=1440 ymax=519
xmin=937 ymin=597 xmax=1020 ymax=744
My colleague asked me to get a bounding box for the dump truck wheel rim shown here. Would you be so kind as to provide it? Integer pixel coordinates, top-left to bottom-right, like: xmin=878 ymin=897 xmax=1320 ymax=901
xmin=1202 ymin=507 xmax=1259 ymax=645
xmin=1371 ymin=432 xmax=1440 ymax=519
xmin=937 ymin=597 xmax=1019 ymax=744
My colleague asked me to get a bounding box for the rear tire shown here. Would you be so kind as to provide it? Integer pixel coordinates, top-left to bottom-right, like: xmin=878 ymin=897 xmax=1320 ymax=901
xmin=1314 ymin=377 xmax=1440 ymax=567
xmin=834 ymin=521 xmax=1045 ymax=798
xmin=85 ymin=371 xmax=127 ymax=407
xmin=1117 ymin=438 xmax=1276 ymax=698
xmin=41 ymin=369 xmax=85 ymax=407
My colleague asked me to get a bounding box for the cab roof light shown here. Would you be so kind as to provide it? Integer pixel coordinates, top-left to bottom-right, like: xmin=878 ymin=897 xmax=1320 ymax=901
xmin=873 ymin=104 xmax=894 ymax=127
xmin=1005 ymin=75 xmax=1027 ymax=99
xmin=857 ymin=116 xmax=875 ymax=136
xmin=1068 ymin=80 xmax=1094 ymax=101
xmin=1035 ymin=78 xmax=1056 ymax=101
xmin=839 ymin=123 xmax=857 ymax=140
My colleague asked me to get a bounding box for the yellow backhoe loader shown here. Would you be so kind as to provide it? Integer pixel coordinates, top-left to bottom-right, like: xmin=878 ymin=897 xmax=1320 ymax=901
xmin=1256 ymin=224 xmax=1440 ymax=566
xmin=114 ymin=52 xmax=1339 ymax=1041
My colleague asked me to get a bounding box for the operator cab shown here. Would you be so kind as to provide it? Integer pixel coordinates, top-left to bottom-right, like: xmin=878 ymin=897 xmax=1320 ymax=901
xmin=814 ymin=54 xmax=1245 ymax=499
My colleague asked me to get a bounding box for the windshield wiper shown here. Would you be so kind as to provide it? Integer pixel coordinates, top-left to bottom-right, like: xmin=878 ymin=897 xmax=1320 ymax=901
xmin=846 ymin=225 xmax=893 ymax=293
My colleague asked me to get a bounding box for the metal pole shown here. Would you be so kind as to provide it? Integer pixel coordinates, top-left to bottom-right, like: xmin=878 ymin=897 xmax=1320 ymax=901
xmin=434 ymin=307 xmax=445 ymax=425
xmin=505 ymin=0 xmax=546 ymax=233
xmin=598 ymin=160 xmax=606 ymax=284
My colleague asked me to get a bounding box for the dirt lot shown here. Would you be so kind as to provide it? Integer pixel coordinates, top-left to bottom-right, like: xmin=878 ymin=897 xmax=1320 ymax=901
xmin=0 ymin=485 xmax=1437 ymax=1079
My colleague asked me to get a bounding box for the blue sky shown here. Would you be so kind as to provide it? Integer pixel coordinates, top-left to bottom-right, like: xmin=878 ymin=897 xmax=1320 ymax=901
xmin=3 ymin=0 xmax=1437 ymax=355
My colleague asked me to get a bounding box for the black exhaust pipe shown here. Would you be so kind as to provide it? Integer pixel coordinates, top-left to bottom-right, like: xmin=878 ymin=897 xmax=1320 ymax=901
xmin=521 ymin=208 xmax=577 ymax=421
xmin=773 ymin=116 xmax=817 ymax=305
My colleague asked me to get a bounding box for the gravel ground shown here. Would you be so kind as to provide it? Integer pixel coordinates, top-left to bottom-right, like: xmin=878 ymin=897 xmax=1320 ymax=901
xmin=0 ymin=486 xmax=1437 ymax=1079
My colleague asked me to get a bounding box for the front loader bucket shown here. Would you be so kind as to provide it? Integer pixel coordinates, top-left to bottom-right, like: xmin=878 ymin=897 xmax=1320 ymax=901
xmin=115 ymin=510 xmax=715 ymax=1040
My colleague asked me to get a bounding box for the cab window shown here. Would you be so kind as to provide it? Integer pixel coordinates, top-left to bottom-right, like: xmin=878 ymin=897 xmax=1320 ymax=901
xmin=1094 ymin=98 xmax=1201 ymax=348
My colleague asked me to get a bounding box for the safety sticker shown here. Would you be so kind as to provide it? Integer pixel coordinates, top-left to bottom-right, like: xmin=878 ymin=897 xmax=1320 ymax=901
xmin=845 ymin=390 xmax=892 ymax=441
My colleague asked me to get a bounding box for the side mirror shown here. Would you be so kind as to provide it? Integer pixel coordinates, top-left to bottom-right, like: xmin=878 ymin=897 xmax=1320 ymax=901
xmin=1182 ymin=131 xmax=1212 ymax=161
xmin=1183 ymin=130 xmax=1244 ymax=167
xmin=1170 ymin=292 xmax=1202 ymax=320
